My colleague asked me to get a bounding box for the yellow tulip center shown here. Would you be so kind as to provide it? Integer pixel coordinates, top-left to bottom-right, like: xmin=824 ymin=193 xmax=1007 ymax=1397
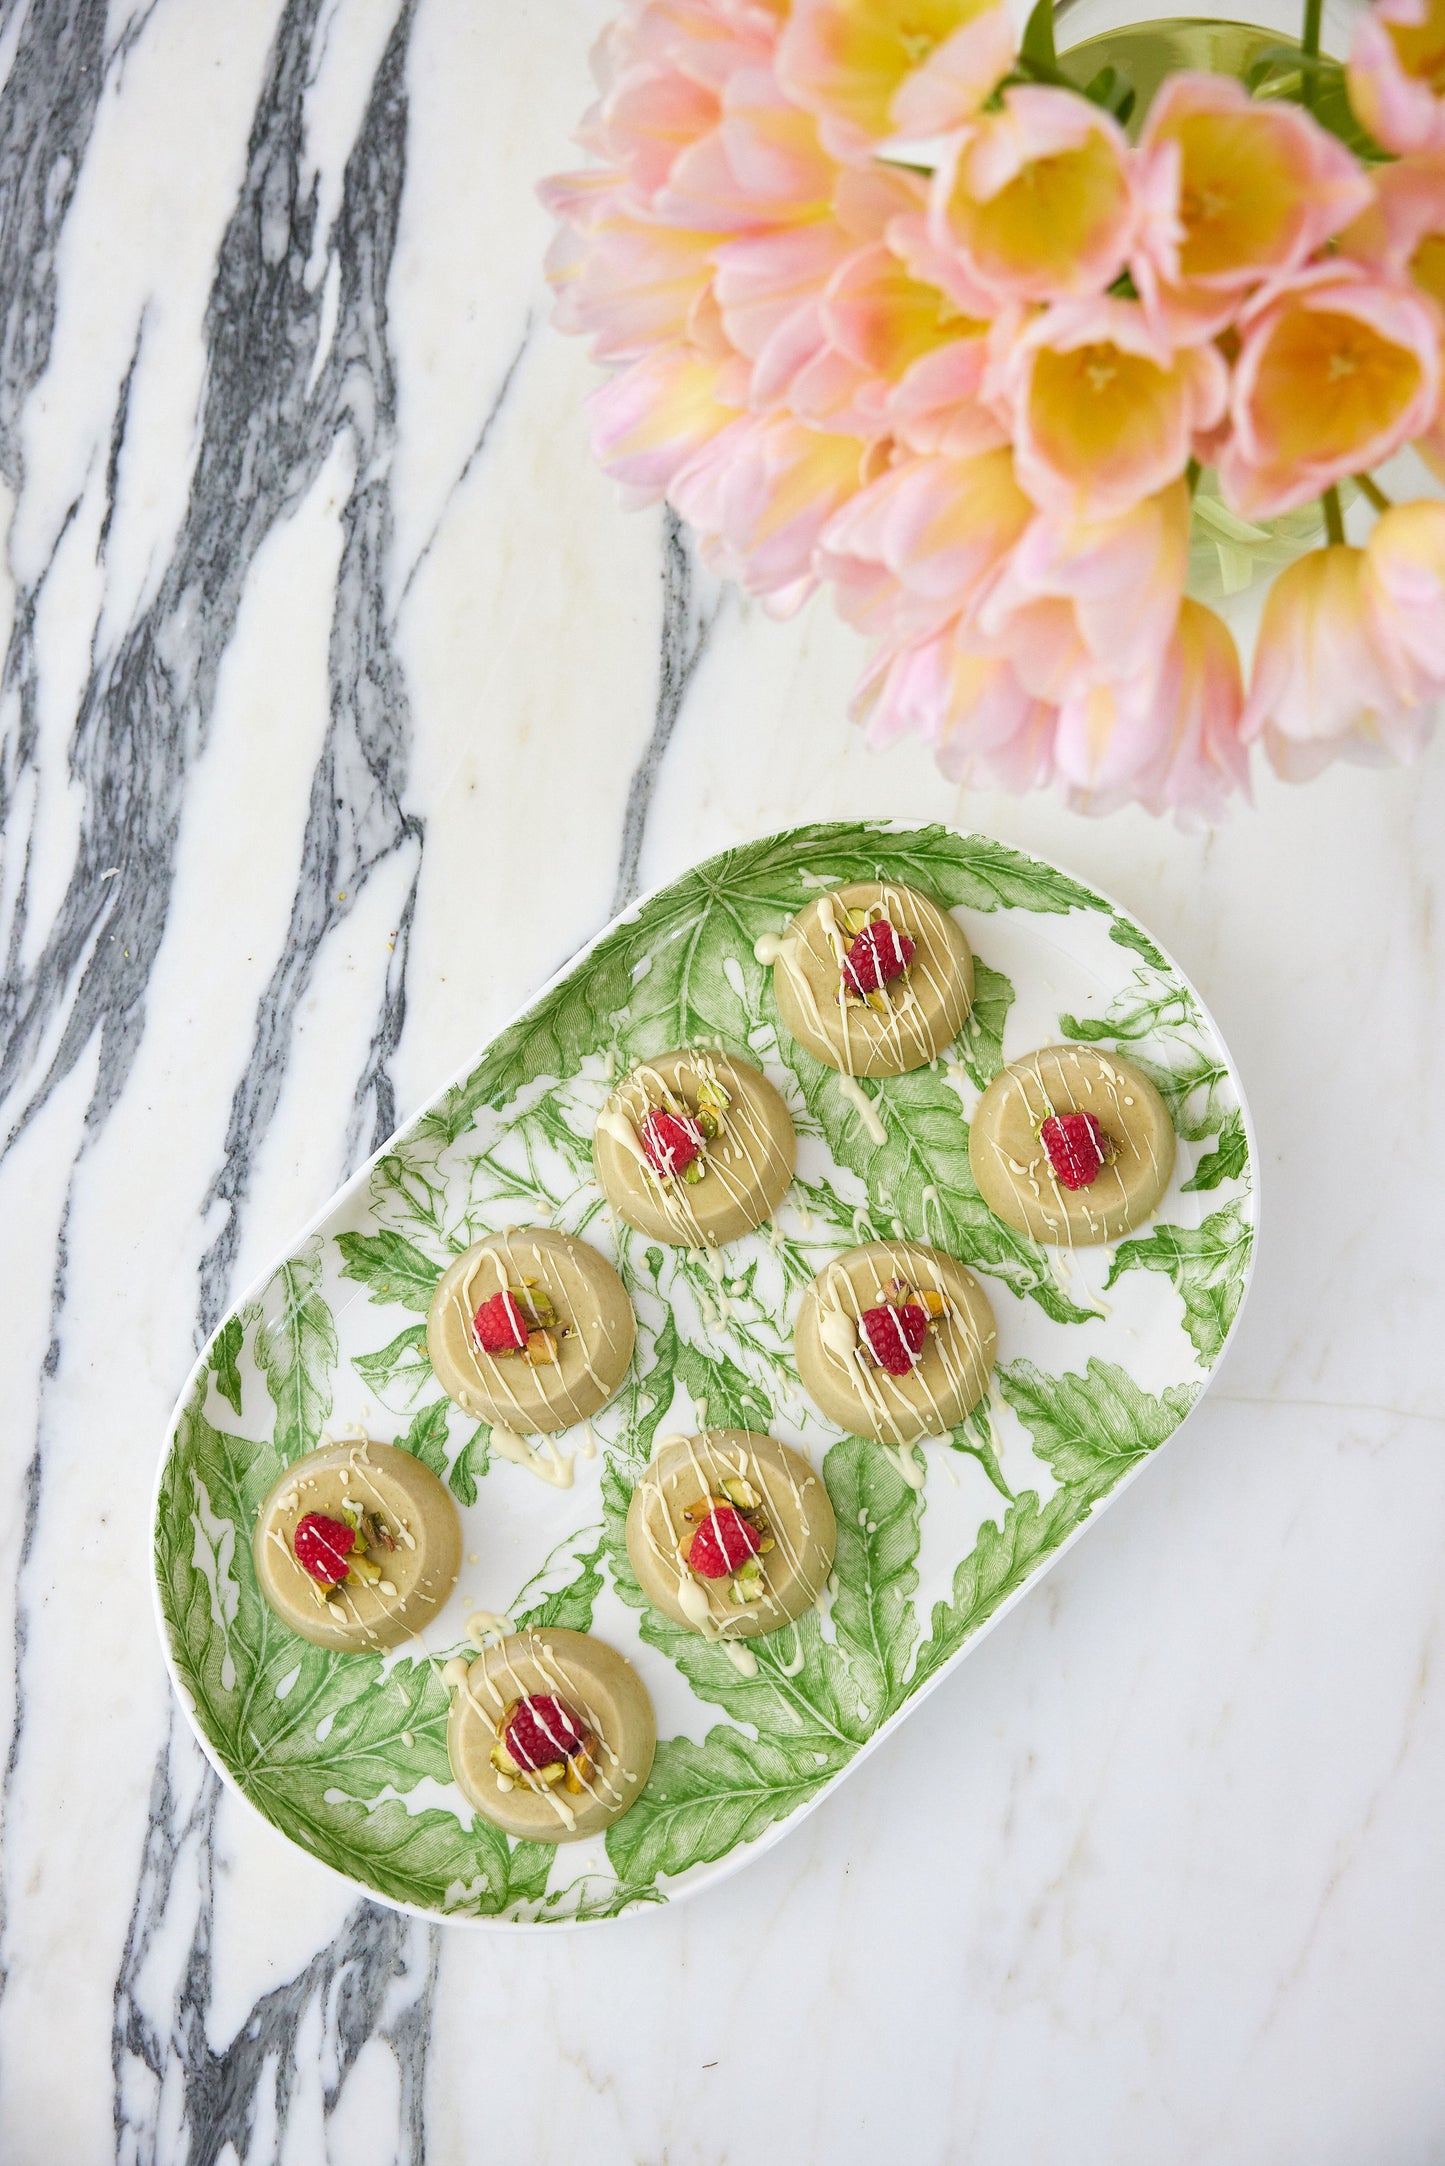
xmin=824 ymin=0 xmax=986 ymax=131
xmin=1410 ymin=232 xmax=1445 ymax=313
xmin=955 ymin=131 xmax=1127 ymax=288
xmin=1254 ymin=308 xmax=1424 ymax=464
xmin=1031 ymin=342 xmax=1174 ymax=475
xmin=1171 ymin=113 xmax=1300 ymax=279
xmin=898 ymin=26 xmax=938 ymax=63
xmin=1389 ymin=0 xmax=1445 ymax=89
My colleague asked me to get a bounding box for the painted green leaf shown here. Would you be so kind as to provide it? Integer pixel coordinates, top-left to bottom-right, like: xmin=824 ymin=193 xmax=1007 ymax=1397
xmin=911 ymin=1485 xmax=1087 ymax=1691
xmin=1109 ymin=916 xmax=1169 ymax=969
xmin=997 ymin=1358 xmax=1198 ymax=1505
xmin=598 ymin=1434 xmax=925 ymax=1885
xmin=395 ymin=1397 xmax=451 ymax=1481
xmin=606 ymin=1727 xmax=837 ymax=1884
xmin=949 ymin=1404 xmax=1014 ymax=1501
xmin=1106 ymin=1201 xmax=1253 ymax=1363
xmin=503 ymin=1840 xmax=557 ymax=1909
xmin=784 ymin=1053 xmax=1098 ymax=1326
xmin=954 ymin=957 xmax=1014 ymax=1089
xmin=823 ymin=1435 xmax=921 ymax=1724
xmin=513 ymin=1540 xmax=605 ymax=1635
xmin=336 ymin=1228 xmax=443 ymax=1312
xmin=625 ymin=1305 xmax=773 ymax=1462
xmin=353 ymin=1321 xmax=436 ymax=1408
xmin=210 ymin=1316 xmax=244 ymax=1416
xmin=1182 ymin=1105 xmax=1248 ymax=1191
xmin=280 ymin=1790 xmax=515 ymax=1919
xmin=448 ymin=1425 xmax=490 ymax=1506
xmin=1059 ymin=969 xmax=1198 ymax=1049
xmin=154 ymin=1400 xmax=528 ymax=1917
xmin=1132 ymin=1050 xmax=1236 ymax=1142
xmin=253 ymin=1247 xmax=337 ymax=1465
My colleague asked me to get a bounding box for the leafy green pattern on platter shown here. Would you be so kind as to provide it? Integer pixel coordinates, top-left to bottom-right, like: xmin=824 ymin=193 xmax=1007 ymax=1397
xmin=154 ymin=823 xmax=1256 ymax=1926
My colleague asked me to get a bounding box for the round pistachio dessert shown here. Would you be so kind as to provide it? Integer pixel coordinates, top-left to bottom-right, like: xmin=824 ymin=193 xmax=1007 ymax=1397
xmin=593 ymin=1048 xmax=796 ymax=1249
xmin=625 ymin=1431 xmax=836 ymax=1642
xmin=427 ymin=1227 xmax=635 ymax=1432
xmin=759 ymin=879 xmax=974 ymax=1077
xmin=969 ymin=1046 xmax=1176 ymax=1245
xmin=794 ymin=1240 xmax=997 ymax=1448
xmin=253 ymin=1438 xmax=462 ymax=1652
xmin=446 ymin=1627 xmax=656 ymax=1845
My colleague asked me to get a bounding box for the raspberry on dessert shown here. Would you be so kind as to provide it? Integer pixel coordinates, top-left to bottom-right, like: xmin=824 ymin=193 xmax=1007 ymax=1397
xmin=687 ymin=1504 xmax=764 ymax=1580
xmin=474 ymin=1288 xmax=530 ymax=1354
xmin=505 ymin=1694 xmax=589 ymax=1773
xmin=639 ymin=1107 xmax=704 ymax=1178
xmin=293 ymin=1512 xmax=356 ymax=1588
xmin=842 ymin=919 xmax=915 ymax=996
xmin=1041 ymin=1110 xmax=1111 ymax=1191
xmin=859 ymin=1300 xmax=929 ymax=1376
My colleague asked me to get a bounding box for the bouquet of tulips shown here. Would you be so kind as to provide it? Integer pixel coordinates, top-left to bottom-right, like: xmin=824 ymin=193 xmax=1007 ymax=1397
xmin=541 ymin=0 xmax=1445 ymax=817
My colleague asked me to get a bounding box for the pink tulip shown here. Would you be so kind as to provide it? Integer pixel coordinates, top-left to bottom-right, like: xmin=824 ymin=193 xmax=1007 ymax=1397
xmin=996 ymin=297 xmax=1227 ymax=521
xmin=851 ymin=620 xmax=1059 ymax=791
xmin=979 ymin=481 xmax=1191 ymax=686
xmin=883 ymin=336 xmax=1011 ymax=458
xmin=778 ymin=239 xmax=1007 ymax=446
xmin=929 ymin=88 xmax=1137 ymax=304
xmin=588 ymin=344 xmax=744 ymax=499
xmin=1242 ymin=539 xmax=1435 ymax=776
xmin=1220 ymin=267 xmax=1442 ymax=519
xmin=713 ymin=165 xmax=924 ymax=408
xmin=1348 ymin=0 xmax=1445 ymax=156
xmin=654 ymin=62 xmax=836 ymax=230
xmin=1135 ymin=74 xmax=1372 ymax=342
xmin=819 ymin=445 xmax=1034 ymax=637
xmin=1363 ymin=497 xmax=1445 ymax=700
xmin=541 ymin=183 xmax=724 ymax=361
xmin=778 ymin=0 xmax=1015 ymax=163
xmin=1338 ymin=150 xmax=1445 ymax=305
xmin=1053 ymin=599 xmax=1249 ymax=818
xmin=670 ymin=412 xmax=873 ymax=602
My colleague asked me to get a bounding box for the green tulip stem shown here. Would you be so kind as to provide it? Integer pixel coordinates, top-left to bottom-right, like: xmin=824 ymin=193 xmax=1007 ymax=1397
xmin=1301 ymin=0 xmax=1323 ymax=102
xmin=1323 ymin=486 xmax=1346 ymax=545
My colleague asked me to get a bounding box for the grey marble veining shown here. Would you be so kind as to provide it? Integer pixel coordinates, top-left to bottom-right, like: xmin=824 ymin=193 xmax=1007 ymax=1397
xmin=1 ymin=1 xmax=1443 ymax=2160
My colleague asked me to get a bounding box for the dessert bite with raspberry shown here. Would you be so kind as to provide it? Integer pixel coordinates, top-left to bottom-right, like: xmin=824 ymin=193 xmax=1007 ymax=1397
xmin=593 ymin=1050 xmax=796 ymax=1249
xmin=253 ymin=1439 xmax=461 ymax=1652
xmin=427 ymin=1227 xmax=636 ymax=1432
xmin=794 ymin=1240 xmax=997 ymax=1452
xmin=446 ymin=1627 xmax=657 ymax=1844
xmin=969 ymin=1046 xmax=1176 ymax=1245
xmin=626 ymin=1432 xmax=837 ymax=1641
xmin=759 ymin=879 xmax=974 ymax=1077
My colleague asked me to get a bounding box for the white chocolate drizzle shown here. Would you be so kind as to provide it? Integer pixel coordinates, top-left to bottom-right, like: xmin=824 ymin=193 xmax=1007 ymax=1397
xmin=489 ymin=1424 xmax=574 ymax=1488
xmin=837 ymin=1074 xmax=887 ymax=1144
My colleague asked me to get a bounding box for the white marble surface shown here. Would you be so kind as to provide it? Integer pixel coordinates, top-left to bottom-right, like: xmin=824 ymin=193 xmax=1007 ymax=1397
xmin=0 ymin=1 xmax=1442 ymax=2158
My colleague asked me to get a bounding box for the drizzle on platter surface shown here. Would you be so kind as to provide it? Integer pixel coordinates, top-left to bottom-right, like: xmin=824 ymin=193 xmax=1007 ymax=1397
xmin=152 ymin=823 xmax=1257 ymax=1928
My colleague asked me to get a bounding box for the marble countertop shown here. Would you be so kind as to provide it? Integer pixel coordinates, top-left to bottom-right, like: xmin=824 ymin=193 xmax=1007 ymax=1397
xmin=1 ymin=2 xmax=1442 ymax=2158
